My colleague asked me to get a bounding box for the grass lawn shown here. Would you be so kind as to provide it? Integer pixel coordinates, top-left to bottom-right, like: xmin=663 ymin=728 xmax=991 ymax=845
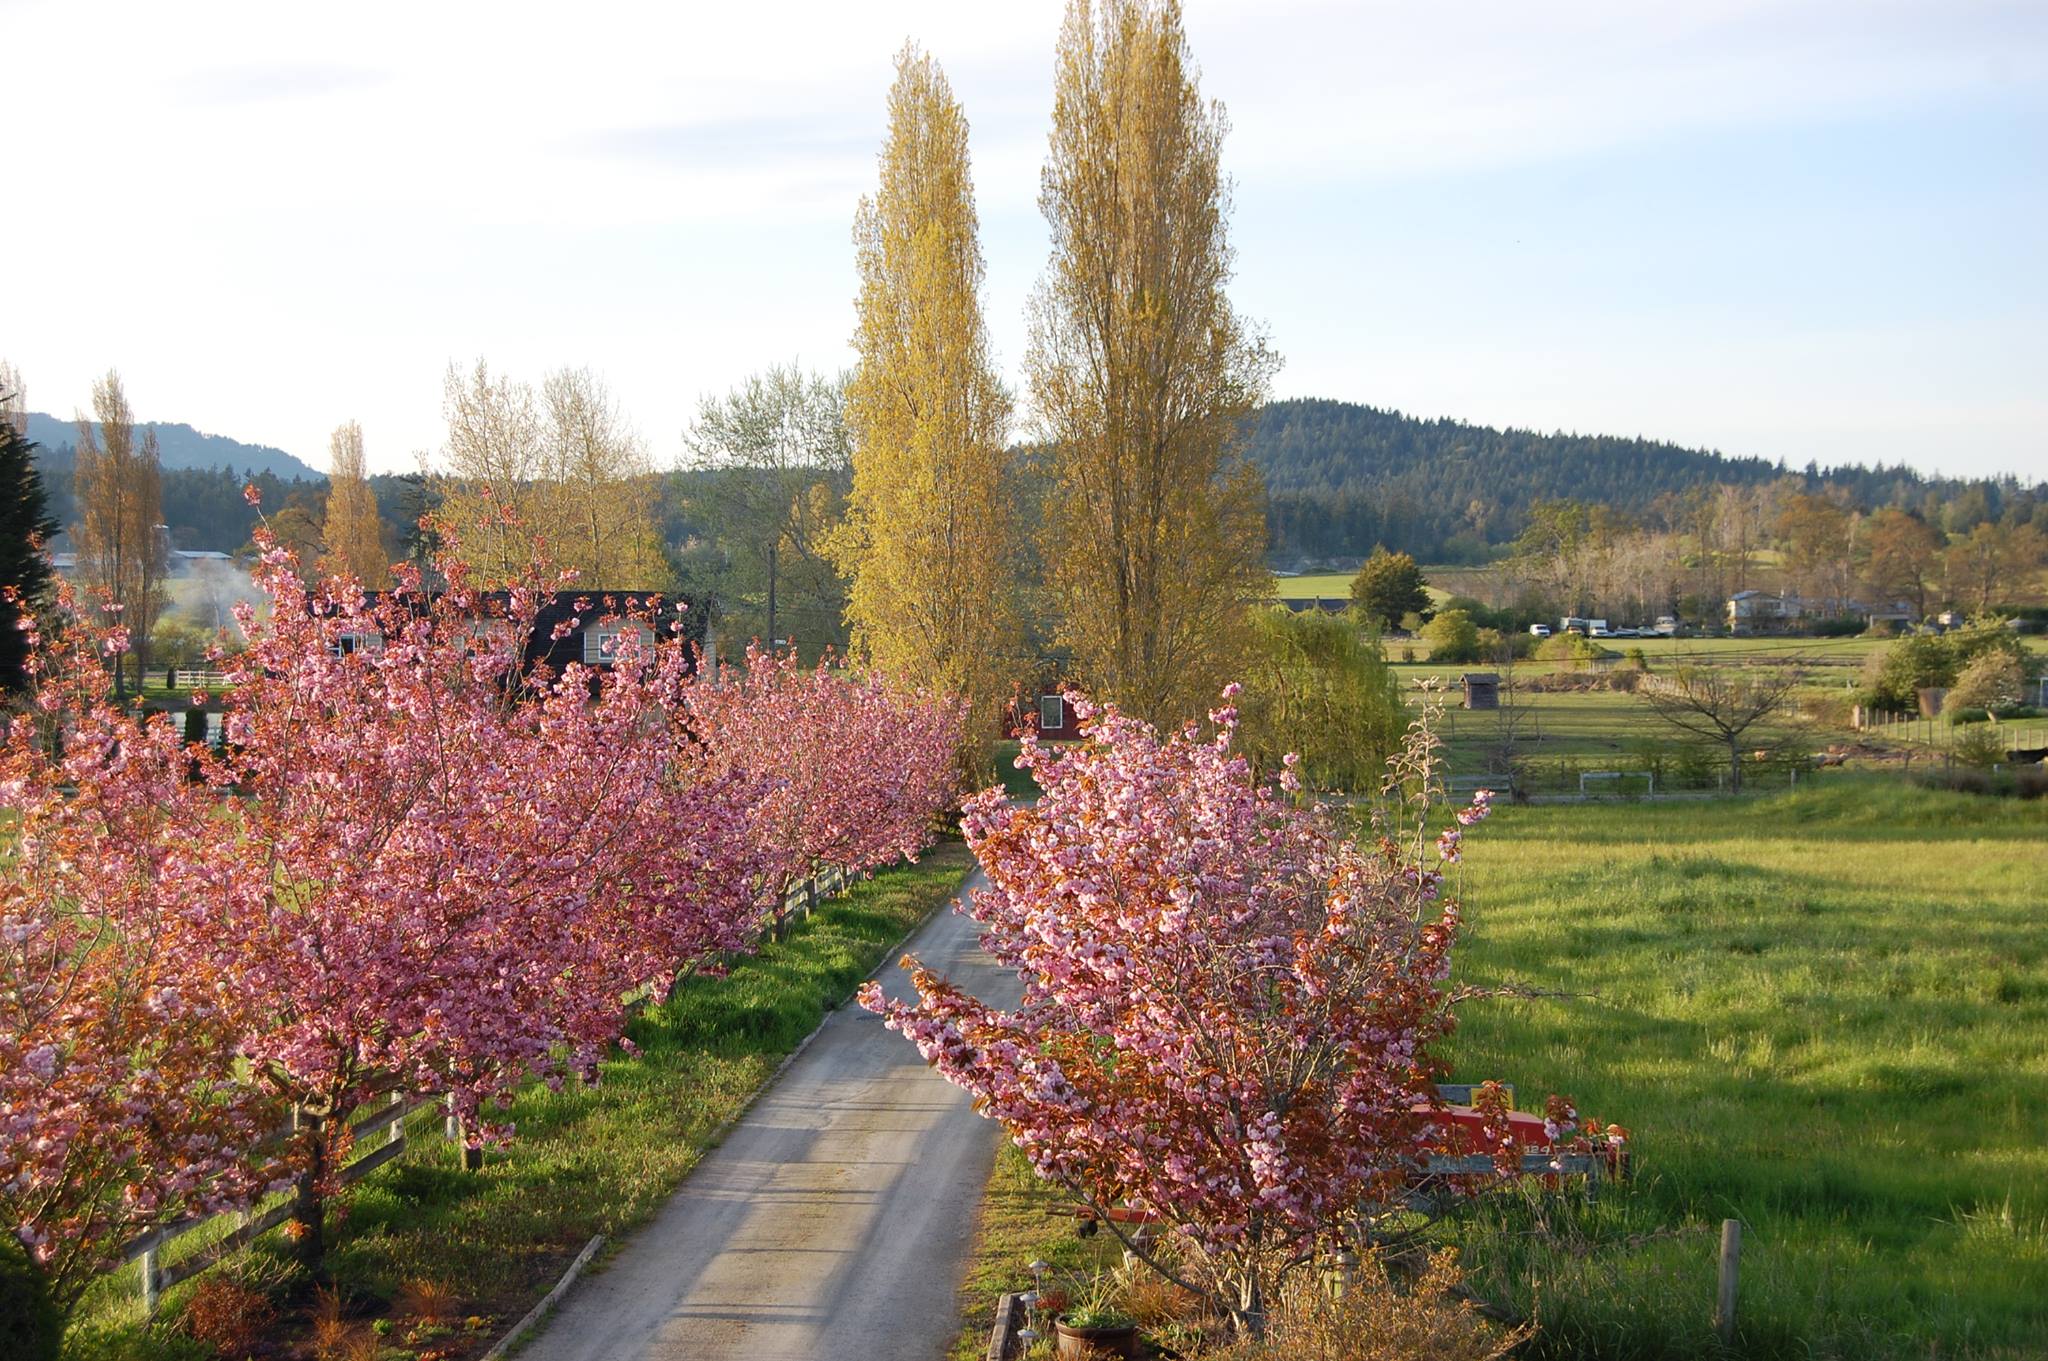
xmin=1444 ymin=780 xmax=2048 ymax=1359
xmin=1271 ymin=571 xmax=1356 ymax=601
xmin=66 ymin=841 xmax=978 ymax=1361
xmin=947 ymin=1143 xmax=1121 ymax=1360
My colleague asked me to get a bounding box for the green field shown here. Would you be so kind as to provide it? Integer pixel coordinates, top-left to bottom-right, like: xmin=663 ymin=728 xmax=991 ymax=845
xmin=1271 ymin=571 xmax=1357 ymax=601
xmin=1444 ymin=781 xmax=2048 ymax=1359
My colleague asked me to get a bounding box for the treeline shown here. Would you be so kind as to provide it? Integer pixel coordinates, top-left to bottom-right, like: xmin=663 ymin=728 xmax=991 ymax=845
xmin=1250 ymin=397 xmax=2027 ymax=564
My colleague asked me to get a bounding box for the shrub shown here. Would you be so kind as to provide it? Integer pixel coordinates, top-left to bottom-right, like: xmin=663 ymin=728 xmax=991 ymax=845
xmin=0 ymin=1235 xmax=60 ymax=1361
xmin=183 ymin=1277 xmax=278 ymax=1357
xmin=1955 ymin=723 xmax=2007 ymax=769
xmin=1193 ymin=1250 xmax=1524 ymax=1360
xmin=1809 ymin=615 xmax=1865 ymax=637
xmin=1948 ymin=650 xmax=2025 ymax=713
xmin=1421 ymin=609 xmax=1482 ymax=664
xmin=1534 ymin=633 xmax=1610 ymax=667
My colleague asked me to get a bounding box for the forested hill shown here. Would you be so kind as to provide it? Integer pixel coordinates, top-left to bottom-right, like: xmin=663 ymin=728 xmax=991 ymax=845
xmin=25 ymin=411 xmax=322 ymax=481
xmin=1247 ymin=398 xmax=1954 ymax=564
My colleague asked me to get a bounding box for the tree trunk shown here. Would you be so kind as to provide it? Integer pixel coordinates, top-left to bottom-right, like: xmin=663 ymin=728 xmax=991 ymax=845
xmin=1727 ymin=737 xmax=1743 ymax=795
xmin=292 ymin=1114 xmax=330 ymax=1284
xmin=1234 ymin=1271 xmax=1268 ymax=1340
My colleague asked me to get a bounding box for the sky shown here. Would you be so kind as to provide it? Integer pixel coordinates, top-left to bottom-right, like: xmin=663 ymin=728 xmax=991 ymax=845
xmin=8 ymin=0 xmax=2046 ymax=481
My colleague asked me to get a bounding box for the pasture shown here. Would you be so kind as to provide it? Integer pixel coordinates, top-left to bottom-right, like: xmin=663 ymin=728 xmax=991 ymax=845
xmin=1445 ymin=781 xmax=2048 ymax=1358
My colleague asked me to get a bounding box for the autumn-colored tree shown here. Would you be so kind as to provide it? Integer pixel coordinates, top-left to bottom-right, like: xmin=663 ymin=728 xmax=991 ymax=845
xmin=865 ymin=690 xmax=1499 ymax=1336
xmin=832 ymin=44 xmax=1021 ymax=772
xmin=2 ymin=598 xmax=276 ymax=1311
xmin=70 ymin=371 xmax=168 ymax=695
xmin=1027 ymin=0 xmax=1276 ymax=728
xmin=320 ymin=420 xmax=388 ymax=585
xmin=1946 ymin=520 xmax=2046 ymax=613
xmin=1775 ymin=492 xmax=1858 ymax=613
xmin=1862 ymin=508 xmax=1943 ymax=618
xmin=540 ymin=367 xmax=668 ymax=589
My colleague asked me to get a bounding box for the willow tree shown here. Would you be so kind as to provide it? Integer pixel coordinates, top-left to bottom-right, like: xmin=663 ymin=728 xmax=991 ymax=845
xmin=72 ymin=371 xmax=167 ymax=695
xmin=1027 ymin=0 xmax=1276 ymax=728
xmin=831 ymin=44 xmax=1020 ymax=770
xmin=321 ymin=420 xmax=389 ymax=585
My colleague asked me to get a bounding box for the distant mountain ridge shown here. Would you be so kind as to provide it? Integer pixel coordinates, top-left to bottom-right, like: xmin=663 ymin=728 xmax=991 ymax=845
xmin=1245 ymin=398 xmax=1984 ymax=564
xmin=24 ymin=411 xmax=322 ymax=481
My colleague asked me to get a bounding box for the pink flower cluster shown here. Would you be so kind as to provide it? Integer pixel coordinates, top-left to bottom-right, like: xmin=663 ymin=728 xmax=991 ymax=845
xmin=862 ymin=691 xmax=1485 ymax=1324
xmin=3 ymin=535 xmax=958 ymax=1299
xmin=686 ymin=642 xmax=965 ymax=903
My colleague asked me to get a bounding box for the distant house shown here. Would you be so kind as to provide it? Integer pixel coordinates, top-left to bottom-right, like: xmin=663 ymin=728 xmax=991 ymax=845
xmin=1725 ymin=591 xmax=1803 ymax=634
xmin=1727 ymin=590 xmax=1916 ymax=634
xmin=1003 ymin=685 xmax=1084 ymax=743
xmin=346 ymin=591 xmax=700 ymax=677
xmin=1461 ymin=673 xmax=1500 ymax=710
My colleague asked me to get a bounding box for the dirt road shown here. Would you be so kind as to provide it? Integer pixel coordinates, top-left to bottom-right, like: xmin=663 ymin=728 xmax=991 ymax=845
xmin=520 ymin=867 xmax=1016 ymax=1361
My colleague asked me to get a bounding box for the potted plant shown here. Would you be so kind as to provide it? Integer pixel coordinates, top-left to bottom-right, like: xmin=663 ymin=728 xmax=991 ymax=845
xmin=1054 ymin=1277 xmax=1140 ymax=1360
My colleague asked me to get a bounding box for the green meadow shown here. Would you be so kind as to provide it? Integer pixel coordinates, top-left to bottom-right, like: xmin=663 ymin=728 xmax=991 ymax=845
xmin=1444 ymin=780 xmax=2048 ymax=1359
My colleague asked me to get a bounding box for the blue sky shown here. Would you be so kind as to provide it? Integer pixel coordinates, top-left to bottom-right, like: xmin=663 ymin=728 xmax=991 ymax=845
xmin=8 ymin=0 xmax=2044 ymax=481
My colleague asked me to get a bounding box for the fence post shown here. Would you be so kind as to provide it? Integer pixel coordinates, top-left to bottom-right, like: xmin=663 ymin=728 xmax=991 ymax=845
xmin=805 ymin=877 xmax=818 ymax=920
xmin=1714 ymin=1219 xmax=1741 ymax=1344
xmin=386 ymin=1090 xmax=404 ymax=1148
xmin=140 ymin=1229 xmax=162 ymax=1316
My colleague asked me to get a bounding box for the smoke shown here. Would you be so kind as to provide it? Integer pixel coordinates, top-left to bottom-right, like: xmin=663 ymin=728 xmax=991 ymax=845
xmin=166 ymin=557 xmax=266 ymax=643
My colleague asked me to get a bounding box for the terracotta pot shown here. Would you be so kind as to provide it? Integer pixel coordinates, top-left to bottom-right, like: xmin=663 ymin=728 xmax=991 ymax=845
xmin=1055 ymin=1317 xmax=1140 ymax=1359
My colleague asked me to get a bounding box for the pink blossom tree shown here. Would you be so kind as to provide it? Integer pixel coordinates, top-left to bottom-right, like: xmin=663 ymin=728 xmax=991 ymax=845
xmin=1 ymin=595 xmax=276 ymax=1310
xmin=863 ymin=688 xmax=1495 ymax=1336
xmin=688 ymin=644 xmax=964 ymax=921
xmin=181 ymin=522 xmax=770 ymax=1280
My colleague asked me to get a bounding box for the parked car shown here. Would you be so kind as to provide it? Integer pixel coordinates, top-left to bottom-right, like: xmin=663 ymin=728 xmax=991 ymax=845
xmin=1652 ymin=616 xmax=1681 ymax=636
xmin=1529 ymin=624 xmax=1552 ymax=638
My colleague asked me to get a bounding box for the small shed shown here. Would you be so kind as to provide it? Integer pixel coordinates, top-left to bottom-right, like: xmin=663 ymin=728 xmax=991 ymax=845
xmin=1461 ymin=672 xmax=1500 ymax=710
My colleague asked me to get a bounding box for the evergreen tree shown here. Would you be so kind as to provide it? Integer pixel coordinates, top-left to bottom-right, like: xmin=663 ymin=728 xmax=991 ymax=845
xmin=0 ymin=410 xmax=58 ymax=695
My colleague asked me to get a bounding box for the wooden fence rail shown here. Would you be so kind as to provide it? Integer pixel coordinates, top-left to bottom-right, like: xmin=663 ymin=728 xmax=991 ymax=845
xmin=106 ymin=862 xmax=862 ymax=1314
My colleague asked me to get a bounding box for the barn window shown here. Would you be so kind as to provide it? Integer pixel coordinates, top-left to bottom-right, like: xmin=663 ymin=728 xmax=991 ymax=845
xmin=330 ymin=631 xmax=383 ymax=657
xmin=1039 ymin=695 xmax=1064 ymax=731
xmin=583 ymin=622 xmax=652 ymax=666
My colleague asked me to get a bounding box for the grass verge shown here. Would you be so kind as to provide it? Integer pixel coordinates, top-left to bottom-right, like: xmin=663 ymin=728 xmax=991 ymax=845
xmin=948 ymin=1143 xmax=1118 ymax=1361
xmin=67 ymin=839 xmax=977 ymax=1361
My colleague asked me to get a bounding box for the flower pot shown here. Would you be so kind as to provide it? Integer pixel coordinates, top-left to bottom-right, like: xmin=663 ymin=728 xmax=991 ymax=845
xmin=1055 ymin=1317 xmax=1139 ymax=1359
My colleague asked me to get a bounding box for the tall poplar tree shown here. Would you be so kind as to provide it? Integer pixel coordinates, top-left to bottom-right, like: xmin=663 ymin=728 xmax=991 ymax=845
xmin=0 ymin=370 xmax=58 ymax=696
xmin=321 ymin=419 xmax=390 ymax=585
xmin=1028 ymin=0 xmax=1277 ymax=727
xmin=832 ymin=43 xmax=1020 ymax=768
xmin=71 ymin=371 xmax=167 ymax=695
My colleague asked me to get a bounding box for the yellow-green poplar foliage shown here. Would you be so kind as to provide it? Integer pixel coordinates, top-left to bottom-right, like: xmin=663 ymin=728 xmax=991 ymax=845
xmin=1028 ymin=0 xmax=1276 ymax=729
xmin=321 ymin=420 xmax=389 ymax=586
xmin=834 ymin=44 xmax=1020 ymax=769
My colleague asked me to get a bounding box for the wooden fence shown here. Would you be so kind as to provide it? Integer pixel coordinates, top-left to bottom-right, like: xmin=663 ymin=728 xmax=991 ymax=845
xmin=104 ymin=861 xmax=862 ymax=1314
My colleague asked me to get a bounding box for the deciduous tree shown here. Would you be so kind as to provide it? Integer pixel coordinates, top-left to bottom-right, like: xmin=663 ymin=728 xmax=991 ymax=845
xmin=319 ymin=420 xmax=388 ymax=585
xmin=1862 ymin=508 xmax=1942 ymax=618
xmin=1639 ymin=665 xmax=1800 ymax=792
xmin=1 ymin=600 xmax=275 ymax=1311
xmin=688 ymin=643 xmax=963 ymax=911
xmin=864 ymin=691 xmax=1499 ymax=1336
xmin=832 ymin=45 xmax=1021 ymax=771
xmin=1027 ymin=0 xmax=1277 ymax=728
xmin=70 ymin=371 xmax=167 ymax=695
xmin=683 ymin=366 xmax=852 ymax=652
xmin=1348 ymin=548 xmax=1429 ymax=630
xmin=540 ymin=367 xmax=668 ymax=589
